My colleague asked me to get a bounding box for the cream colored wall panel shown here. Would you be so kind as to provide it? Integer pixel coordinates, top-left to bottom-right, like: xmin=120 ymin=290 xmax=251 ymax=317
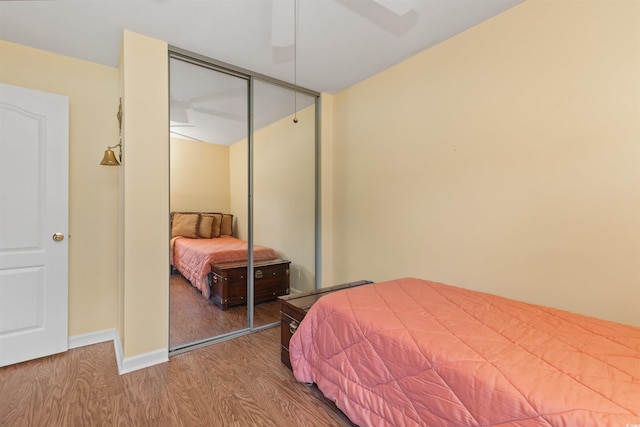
xmin=121 ymin=30 xmax=169 ymax=358
xmin=170 ymin=138 xmax=231 ymax=213
xmin=229 ymin=105 xmax=316 ymax=292
xmin=229 ymin=139 xmax=248 ymax=239
xmin=330 ymin=0 xmax=640 ymax=326
xmin=253 ymin=104 xmax=316 ymax=292
xmin=320 ymin=94 xmax=335 ymax=287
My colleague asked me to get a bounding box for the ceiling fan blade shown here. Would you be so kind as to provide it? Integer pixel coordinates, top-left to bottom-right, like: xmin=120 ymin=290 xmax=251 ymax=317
xmin=170 ymin=130 xmax=206 ymax=143
xmin=170 ymin=102 xmax=190 ymax=123
xmin=371 ymin=0 xmax=417 ymax=16
xmin=186 ymin=87 xmax=246 ymax=104
xmin=170 ymin=123 xmax=196 ymax=128
xmin=191 ymin=107 xmax=245 ymax=122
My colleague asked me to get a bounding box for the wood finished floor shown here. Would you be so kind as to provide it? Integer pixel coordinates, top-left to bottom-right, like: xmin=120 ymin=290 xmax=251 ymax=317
xmin=170 ymin=272 xmax=280 ymax=348
xmin=0 ymin=327 xmax=354 ymax=427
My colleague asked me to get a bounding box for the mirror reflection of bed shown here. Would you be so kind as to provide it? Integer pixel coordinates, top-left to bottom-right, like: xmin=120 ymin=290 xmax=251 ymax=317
xmin=168 ymin=55 xmax=317 ymax=351
xmin=169 ymin=211 xmax=291 ymax=349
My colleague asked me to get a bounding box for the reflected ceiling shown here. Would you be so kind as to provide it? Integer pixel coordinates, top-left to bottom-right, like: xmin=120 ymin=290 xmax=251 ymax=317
xmin=169 ymin=57 xmax=315 ymax=145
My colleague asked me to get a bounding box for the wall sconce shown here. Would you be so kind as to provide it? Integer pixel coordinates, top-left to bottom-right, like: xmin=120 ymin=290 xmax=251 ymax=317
xmin=100 ymin=98 xmax=123 ymax=166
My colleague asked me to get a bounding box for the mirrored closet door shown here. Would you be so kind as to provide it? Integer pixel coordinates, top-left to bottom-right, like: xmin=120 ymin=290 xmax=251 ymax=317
xmin=169 ymin=56 xmax=250 ymax=350
xmin=251 ymin=79 xmax=317 ymax=329
xmin=168 ymin=50 xmax=319 ymax=352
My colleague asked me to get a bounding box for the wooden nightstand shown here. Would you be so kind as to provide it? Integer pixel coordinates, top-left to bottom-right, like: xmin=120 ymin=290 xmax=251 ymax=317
xmin=279 ymin=280 xmax=373 ymax=369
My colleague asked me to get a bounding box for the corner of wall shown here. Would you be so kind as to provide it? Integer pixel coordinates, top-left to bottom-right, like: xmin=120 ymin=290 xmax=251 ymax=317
xmin=320 ymin=93 xmax=335 ymax=287
xmin=121 ymin=29 xmax=170 ymax=358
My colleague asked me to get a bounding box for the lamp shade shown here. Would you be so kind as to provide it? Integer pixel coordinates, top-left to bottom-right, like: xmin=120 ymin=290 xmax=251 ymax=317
xmin=100 ymin=148 xmax=120 ymax=166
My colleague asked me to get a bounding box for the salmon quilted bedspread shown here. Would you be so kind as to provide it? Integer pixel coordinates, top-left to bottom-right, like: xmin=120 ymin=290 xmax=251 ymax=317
xmin=170 ymin=236 xmax=277 ymax=299
xmin=289 ymin=278 xmax=640 ymax=426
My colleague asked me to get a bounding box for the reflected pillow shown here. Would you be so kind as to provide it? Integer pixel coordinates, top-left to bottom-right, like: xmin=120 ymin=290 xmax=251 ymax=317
xmin=209 ymin=213 xmax=223 ymax=238
xmin=171 ymin=213 xmax=199 ymax=238
xmin=220 ymin=213 xmax=233 ymax=236
xmin=198 ymin=214 xmax=214 ymax=238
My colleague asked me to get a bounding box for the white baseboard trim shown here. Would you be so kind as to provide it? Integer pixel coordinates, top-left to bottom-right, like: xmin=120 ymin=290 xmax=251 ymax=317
xmin=68 ymin=329 xmax=118 ymax=349
xmin=68 ymin=329 xmax=168 ymax=375
xmin=119 ymin=348 xmax=169 ymax=375
xmin=113 ymin=332 xmax=124 ymax=374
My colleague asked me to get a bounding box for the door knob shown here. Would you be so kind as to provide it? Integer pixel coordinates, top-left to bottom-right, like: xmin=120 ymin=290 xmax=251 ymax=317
xmin=52 ymin=233 xmax=65 ymax=241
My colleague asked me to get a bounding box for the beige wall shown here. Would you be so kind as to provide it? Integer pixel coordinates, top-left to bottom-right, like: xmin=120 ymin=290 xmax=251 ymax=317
xmin=0 ymin=40 xmax=121 ymax=336
xmin=254 ymin=105 xmax=316 ymax=292
xmin=229 ymin=105 xmax=317 ymax=292
xmin=170 ymin=137 xmax=230 ymax=213
xmin=120 ymin=31 xmax=169 ymax=357
xmin=327 ymin=0 xmax=640 ymax=326
xmin=229 ymin=137 xmax=248 ymax=239
xmin=320 ymin=94 xmax=335 ymax=288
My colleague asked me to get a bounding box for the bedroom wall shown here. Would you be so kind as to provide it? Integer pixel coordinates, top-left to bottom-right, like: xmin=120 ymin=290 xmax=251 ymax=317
xmin=327 ymin=0 xmax=640 ymax=326
xmin=120 ymin=30 xmax=169 ymax=358
xmin=229 ymin=104 xmax=316 ymax=292
xmin=229 ymin=137 xmax=248 ymax=239
xmin=0 ymin=40 xmax=121 ymax=336
xmin=169 ymin=137 xmax=231 ymax=213
xmin=320 ymin=94 xmax=335 ymax=288
xmin=253 ymin=105 xmax=316 ymax=292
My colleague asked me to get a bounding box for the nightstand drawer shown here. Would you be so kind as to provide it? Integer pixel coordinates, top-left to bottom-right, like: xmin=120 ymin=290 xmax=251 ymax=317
xmin=278 ymin=280 xmax=373 ymax=369
xmin=280 ymin=311 xmax=301 ymax=369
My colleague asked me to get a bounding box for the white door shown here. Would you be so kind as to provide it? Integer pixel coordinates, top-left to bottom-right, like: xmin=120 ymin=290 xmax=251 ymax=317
xmin=0 ymin=83 xmax=69 ymax=367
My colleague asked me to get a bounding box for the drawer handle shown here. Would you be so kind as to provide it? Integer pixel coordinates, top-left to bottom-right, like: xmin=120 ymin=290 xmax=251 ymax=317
xmin=255 ymin=270 xmax=263 ymax=279
xmin=289 ymin=321 xmax=299 ymax=335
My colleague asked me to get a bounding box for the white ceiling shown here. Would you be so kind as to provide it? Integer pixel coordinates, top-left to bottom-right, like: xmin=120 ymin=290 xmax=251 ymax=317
xmin=0 ymin=0 xmax=524 ymax=144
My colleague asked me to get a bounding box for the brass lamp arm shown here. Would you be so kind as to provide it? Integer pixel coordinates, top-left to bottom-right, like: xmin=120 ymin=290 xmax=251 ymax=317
xmin=100 ymin=98 xmax=123 ymax=166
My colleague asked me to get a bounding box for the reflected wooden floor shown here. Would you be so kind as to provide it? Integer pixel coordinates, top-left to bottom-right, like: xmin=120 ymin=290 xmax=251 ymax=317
xmin=0 ymin=328 xmax=354 ymax=426
xmin=170 ymin=273 xmax=280 ymax=348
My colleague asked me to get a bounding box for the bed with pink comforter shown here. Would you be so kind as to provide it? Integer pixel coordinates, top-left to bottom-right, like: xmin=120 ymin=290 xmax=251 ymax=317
xmin=170 ymin=236 xmax=277 ymax=299
xmin=289 ymin=278 xmax=640 ymax=426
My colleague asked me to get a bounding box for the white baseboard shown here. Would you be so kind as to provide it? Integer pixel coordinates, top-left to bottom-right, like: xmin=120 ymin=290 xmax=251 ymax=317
xmin=119 ymin=348 xmax=168 ymax=375
xmin=68 ymin=329 xmax=118 ymax=349
xmin=68 ymin=329 xmax=168 ymax=375
xmin=113 ymin=332 xmax=124 ymax=373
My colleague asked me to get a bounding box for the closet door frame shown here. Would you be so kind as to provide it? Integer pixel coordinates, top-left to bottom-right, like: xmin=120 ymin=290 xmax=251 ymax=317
xmin=168 ymin=47 xmax=321 ymax=355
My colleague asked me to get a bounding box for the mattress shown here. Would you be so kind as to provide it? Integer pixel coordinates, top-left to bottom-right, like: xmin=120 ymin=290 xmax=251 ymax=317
xmin=171 ymin=236 xmax=277 ymax=299
xmin=289 ymin=278 xmax=640 ymax=426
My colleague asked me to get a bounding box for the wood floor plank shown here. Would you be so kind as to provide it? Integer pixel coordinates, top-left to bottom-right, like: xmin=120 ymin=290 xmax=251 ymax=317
xmin=0 ymin=328 xmax=353 ymax=427
xmin=170 ymin=272 xmax=281 ymax=348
